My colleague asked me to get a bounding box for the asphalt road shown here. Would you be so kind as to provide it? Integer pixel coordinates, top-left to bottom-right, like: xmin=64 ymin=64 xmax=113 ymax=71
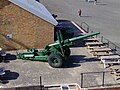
xmin=41 ymin=0 xmax=120 ymax=46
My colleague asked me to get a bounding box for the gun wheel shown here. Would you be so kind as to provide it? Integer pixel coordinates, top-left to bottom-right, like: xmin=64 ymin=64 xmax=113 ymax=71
xmin=48 ymin=53 xmax=63 ymax=68
xmin=63 ymin=47 xmax=71 ymax=58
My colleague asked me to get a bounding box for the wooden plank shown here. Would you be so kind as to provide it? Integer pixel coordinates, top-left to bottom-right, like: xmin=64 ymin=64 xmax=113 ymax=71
xmin=93 ymin=52 xmax=107 ymax=56
xmin=85 ymin=42 xmax=103 ymax=46
xmin=84 ymin=38 xmax=99 ymax=42
xmin=100 ymin=55 xmax=120 ymax=60
xmin=93 ymin=51 xmax=115 ymax=57
xmin=85 ymin=42 xmax=104 ymax=49
xmin=87 ymin=46 xmax=106 ymax=49
xmin=90 ymin=48 xmax=111 ymax=53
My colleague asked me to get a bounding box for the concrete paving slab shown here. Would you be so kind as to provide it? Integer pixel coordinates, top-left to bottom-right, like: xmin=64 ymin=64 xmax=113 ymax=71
xmin=0 ymin=47 xmax=119 ymax=88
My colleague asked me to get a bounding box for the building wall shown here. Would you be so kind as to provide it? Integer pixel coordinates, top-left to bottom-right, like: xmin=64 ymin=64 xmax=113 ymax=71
xmin=0 ymin=0 xmax=54 ymax=50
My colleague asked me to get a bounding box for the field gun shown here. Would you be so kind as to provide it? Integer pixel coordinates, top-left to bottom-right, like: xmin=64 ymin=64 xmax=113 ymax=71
xmin=17 ymin=31 xmax=100 ymax=68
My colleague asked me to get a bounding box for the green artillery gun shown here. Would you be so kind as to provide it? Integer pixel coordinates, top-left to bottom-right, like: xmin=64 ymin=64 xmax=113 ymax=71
xmin=17 ymin=31 xmax=100 ymax=68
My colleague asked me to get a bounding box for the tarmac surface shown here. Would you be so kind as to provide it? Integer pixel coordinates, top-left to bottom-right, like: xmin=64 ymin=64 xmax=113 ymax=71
xmin=41 ymin=0 xmax=120 ymax=46
xmin=0 ymin=0 xmax=120 ymax=89
xmin=0 ymin=47 xmax=120 ymax=88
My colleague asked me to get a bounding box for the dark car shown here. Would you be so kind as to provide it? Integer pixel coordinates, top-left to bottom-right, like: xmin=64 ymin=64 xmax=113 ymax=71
xmin=54 ymin=20 xmax=75 ymax=41
xmin=54 ymin=27 xmax=74 ymax=41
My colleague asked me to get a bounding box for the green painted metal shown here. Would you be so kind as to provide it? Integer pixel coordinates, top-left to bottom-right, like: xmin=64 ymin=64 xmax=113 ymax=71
xmin=49 ymin=32 xmax=100 ymax=47
xmin=68 ymin=32 xmax=100 ymax=42
xmin=17 ymin=31 xmax=100 ymax=67
xmin=17 ymin=48 xmax=48 ymax=61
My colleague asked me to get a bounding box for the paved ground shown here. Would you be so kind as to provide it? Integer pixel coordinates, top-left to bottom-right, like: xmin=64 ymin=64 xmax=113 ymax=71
xmin=0 ymin=0 xmax=120 ymax=88
xmin=0 ymin=47 xmax=120 ymax=88
xmin=41 ymin=0 xmax=120 ymax=46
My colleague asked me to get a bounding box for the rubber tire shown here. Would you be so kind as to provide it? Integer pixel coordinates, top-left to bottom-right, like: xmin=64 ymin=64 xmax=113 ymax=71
xmin=63 ymin=47 xmax=71 ymax=58
xmin=48 ymin=53 xmax=63 ymax=68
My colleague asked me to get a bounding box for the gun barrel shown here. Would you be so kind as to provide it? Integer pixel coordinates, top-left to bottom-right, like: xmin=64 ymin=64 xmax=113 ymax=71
xmin=68 ymin=32 xmax=100 ymax=42
xmin=48 ymin=32 xmax=100 ymax=47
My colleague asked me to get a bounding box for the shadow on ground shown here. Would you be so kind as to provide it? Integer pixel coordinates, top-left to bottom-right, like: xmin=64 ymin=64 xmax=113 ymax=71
xmin=63 ymin=55 xmax=99 ymax=68
xmin=4 ymin=70 xmax=19 ymax=80
xmin=96 ymin=3 xmax=107 ymax=6
xmin=80 ymin=15 xmax=92 ymax=18
xmin=1 ymin=70 xmax=19 ymax=84
xmin=86 ymin=1 xmax=107 ymax=6
xmin=0 ymin=53 xmax=17 ymax=63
